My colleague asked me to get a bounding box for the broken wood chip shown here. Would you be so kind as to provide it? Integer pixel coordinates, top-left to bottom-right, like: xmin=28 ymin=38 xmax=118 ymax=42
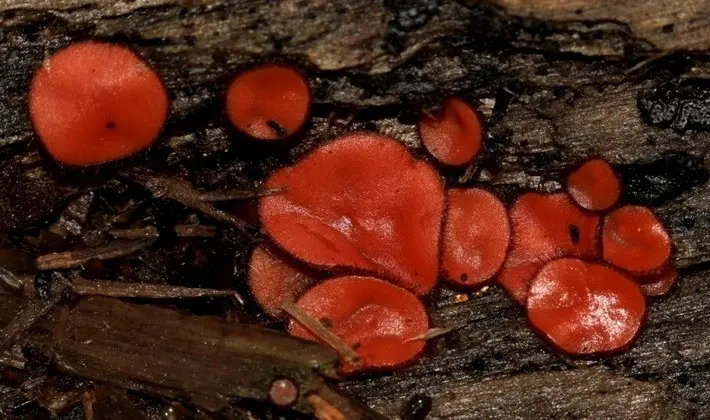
xmin=118 ymin=168 xmax=253 ymax=236
xmin=281 ymin=301 xmax=362 ymax=366
xmin=403 ymin=324 xmax=467 ymax=343
xmin=49 ymin=192 xmax=94 ymax=238
xmin=458 ymin=161 xmax=480 ymax=184
xmin=0 ymin=283 xmax=67 ymax=352
xmin=0 ymin=266 xmax=25 ymax=294
xmin=35 ymin=239 xmax=155 ymax=270
xmin=69 ymin=278 xmax=241 ymax=301
xmin=109 ymin=224 xmax=216 ymax=239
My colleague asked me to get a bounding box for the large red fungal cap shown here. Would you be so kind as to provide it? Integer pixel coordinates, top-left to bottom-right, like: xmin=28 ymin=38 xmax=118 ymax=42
xmin=225 ymin=64 xmax=310 ymax=141
xmin=288 ymin=276 xmax=429 ymax=373
xmin=442 ymin=188 xmax=510 ymax=288
xmin=248 ymin=244 xmax=316 ymax=318
xmin=602 ymin=206 xmax=671 ymax=275
xmin=637 ymin=265 xmax=678 ymax=297
xmin=527 ymin=258 xmax=646 ymax=356
xmin=567 ymin=158 xmax=621 ymax=211
xmin=29 ymin=41 xmax=168 ymax=166
xmin=260 ymin=132 xmax=445 ymax=294
xmin=419 ymin=97 xmax=484 ymax=167
xmin=497 ymin=193 xmax=600 ymax=304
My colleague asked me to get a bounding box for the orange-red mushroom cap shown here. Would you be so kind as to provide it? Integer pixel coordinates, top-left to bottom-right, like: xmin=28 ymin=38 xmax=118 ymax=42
xmin=602 ymin=205 xmax=672 ymax=275
xmin=248 ymin=244 xmax=317 ymax=318
xmin=225 ymin=64 xmax=310 ymax=141
xmin=567 ymin=158 xmax=621 ymax=211
xmin=419 ymin=97 xmax=484 ymax=167
xmin=260 ymin=132 xmax=445 ymax=295
xmin=288 ymin=276 xmax=429 ymax=373
xmin=497 ymin=192 xmax=600 ymax=304
xmin=29 ymin=41 xmax=168 ymax=166
xmin=637 ymin=264 xmax=678 ymax=297
xmin=441 ymin=188 xmax=510 ymax=288
xmin=527 ymin=258 xmax=646 ymax=356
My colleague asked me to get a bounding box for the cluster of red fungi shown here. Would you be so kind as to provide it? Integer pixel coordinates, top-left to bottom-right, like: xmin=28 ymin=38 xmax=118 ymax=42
xmin=28 ymin=41 xmax=676 ymax=374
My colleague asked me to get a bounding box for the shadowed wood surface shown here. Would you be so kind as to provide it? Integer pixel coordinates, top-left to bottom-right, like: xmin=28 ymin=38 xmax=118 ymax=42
xmin=1 ymin=0 xmax=710 ymax=419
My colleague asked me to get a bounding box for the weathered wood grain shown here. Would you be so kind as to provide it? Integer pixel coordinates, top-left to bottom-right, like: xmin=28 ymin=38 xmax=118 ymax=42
xmin=1 ymin=0 xmax=710 ymax=419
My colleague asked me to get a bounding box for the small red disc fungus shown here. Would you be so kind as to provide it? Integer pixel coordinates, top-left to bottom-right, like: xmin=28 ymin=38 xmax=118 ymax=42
xmin=288 ymin=276 xmax=429 ymax=373
xmin=602 ymin=205 xmax=671 ymax=275
xmin=225 ymin=64 xmax=310 ymax=141
xmin=29 ymin=41 xmax=168 ymax=166
xmin=637 ymin=264 xmax=678 ymax=297
xmin=260 ymin=132 xmax=445 ymax=294
xmin=248 ymin=244 xmax=317 ymax=318
xmin=527 ymin=258 xmax=646 ymax=356
xmin=441 ymin=188 xmax=510 ymax=288
xmin=567 ymin=158 xmax=621 ymax=211
xmin=497 ymin=193 xmax=600 ymax=304
xmin=419 ymin=97 xmax=484 ymax=167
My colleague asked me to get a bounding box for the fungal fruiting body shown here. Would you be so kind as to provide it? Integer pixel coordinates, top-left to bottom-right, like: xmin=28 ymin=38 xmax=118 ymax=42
xmin=637 ymin=265 xmax=678 ymax=297
xmin=288 ymin=276 xmax=429 ymax=373
xmin=527 ymin=258 xmax=646 ymax=356
xmin=602 ymin=205 xmax=671 ymax=275
xmin=441 ymin=188 xmax=510 ymax=288
xmin=497 ymin=193 xmax=600 ymax=304
xmin=419 ymin=97 xmax=483 ymax=167
xmin=247 ymin=244 xmax=316 ymax=318
xmin=260 ymin=132 xmax=445 ymax=294
xmin=29 ymin=41 xmax=168 ymax=166
xmin=225 ymin=64 xmax=310 ymax=140
xmin=567 ymin=158 xmax=621 ymax=211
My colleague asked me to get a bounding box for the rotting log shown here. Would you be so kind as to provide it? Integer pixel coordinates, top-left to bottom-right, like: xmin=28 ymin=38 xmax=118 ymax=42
xmin=1 ymin=0 xmax=710 ymax=419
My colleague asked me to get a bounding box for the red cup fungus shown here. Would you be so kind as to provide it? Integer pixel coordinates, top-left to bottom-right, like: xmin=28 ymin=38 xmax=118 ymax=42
xmin=566 ymin=158 xmax=621 ymax=211
xmin=497 ymin=192 xmax=600 ymax=304
xmin=441 ymin=188 xmax=510 ymax=288
xmin=527 ymin=258 xmax=646 ymax=356
xmin=288 ymin=276 xmax=429 ymax=373
xmin=602 ymin=205 xmax=671 ymax=275
xmin=29 ymin=41 xmax=169 ymax=166
xmin=419 ymin=97 xmax=484 ymax=167
xmin=225 ymin=64 xmax=310 ymax=141
xmin=637 ymin=264 xmax=678 ymax=297
xmin=248 ymin=244 xmax=317 ymax=318
xmin=260 ymin=132 xmax=445 ymax=295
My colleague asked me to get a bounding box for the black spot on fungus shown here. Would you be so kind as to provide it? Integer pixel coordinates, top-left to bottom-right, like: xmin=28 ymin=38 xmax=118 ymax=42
xmin=569 ymin=224 xmax=580 ymax=244
xmin=460 ymin=273 xmax=469 ymax=282
xmin=105 ymin=121 xmax=116 ymax=129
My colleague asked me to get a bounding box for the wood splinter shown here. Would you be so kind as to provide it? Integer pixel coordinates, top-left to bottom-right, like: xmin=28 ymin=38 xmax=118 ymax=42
xmin=281 ymin=301 xmax=362 ymax=366
xmin=119 ymin=168 xmax=253 ymax=236
xmin=35 ymin=239 xmax=155 ymax=270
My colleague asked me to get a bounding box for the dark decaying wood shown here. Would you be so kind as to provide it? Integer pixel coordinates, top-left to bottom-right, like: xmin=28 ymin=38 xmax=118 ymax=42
xmin=1 ymin=0 xmax=710 ymax=418
xmin=0 ymin=291 xmax=379 ymax=416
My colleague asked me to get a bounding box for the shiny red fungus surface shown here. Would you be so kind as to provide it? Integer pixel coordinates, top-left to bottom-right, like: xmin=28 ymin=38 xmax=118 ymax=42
xmin=638 ymin=264 xmax=678 ymax=297
xmin=497 ymin=193 xmax=600 ymax=304
xmin=419 ymin=97 xmax=483 ymax=167
xmin=260 ymin=132 xmax=445 ymax=294
xmin=567 ymin=158 xmax=621 ymax=211
xmin=527 ymin=258 xmax=646 ymax=356
xmin=29 ymin=41 xmax=168 ymax=166
xmin=225 ymin=64 xmax=310 ymax=140
xmin=442 ymin=188 xmax=510 ymax=288
xmin=288 ymin=276 xmax=429 ymax=373
xmin=602 ymin=205 xmax=671 ymax=275
xmin=248 ymin=244 xmax=316 ymax=318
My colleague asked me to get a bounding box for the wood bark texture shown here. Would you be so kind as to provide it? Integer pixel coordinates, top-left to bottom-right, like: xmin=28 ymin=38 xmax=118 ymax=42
xmin=1 ymin=0 xmax=710 ymax=419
